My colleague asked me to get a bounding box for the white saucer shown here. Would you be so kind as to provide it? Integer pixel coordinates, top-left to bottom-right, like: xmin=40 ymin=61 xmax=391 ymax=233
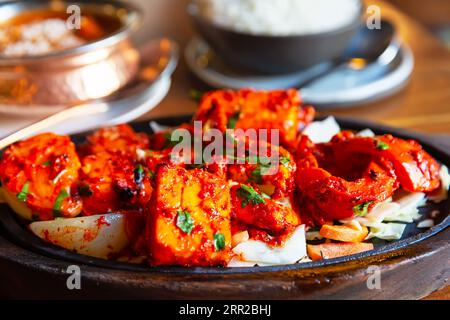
xmin=185 ymin=37 xmax=414 ymax=108
xmin=0 ymin=77 xmax=171 ymax=138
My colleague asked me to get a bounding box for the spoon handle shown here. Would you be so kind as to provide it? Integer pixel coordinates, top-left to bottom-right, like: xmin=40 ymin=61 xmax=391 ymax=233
xmin=0 ymin=103 xmax=109 ymax=150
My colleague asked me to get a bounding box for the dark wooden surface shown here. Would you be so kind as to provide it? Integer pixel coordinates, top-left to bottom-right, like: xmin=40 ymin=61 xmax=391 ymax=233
xmin=0 ymin=227 xmax=447 ymax=299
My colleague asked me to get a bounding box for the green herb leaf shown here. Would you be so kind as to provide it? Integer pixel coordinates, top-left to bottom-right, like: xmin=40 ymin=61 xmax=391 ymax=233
xmin=353 ymin=201 xmax=374 ymax=217
xmin=134 ymin=164 xmax=145 ymax=187
xmin=42 ymin=160 xmax=51 ymax=167
xmin=280 ymin=156 xmax=291 ymax=166
xmin=17 ymin=181 xmax=30 ymax=202
xmin=163 ymin=132 xmax=181 ymax=148
xmin=146 ymin=150 xmax=165 ymax=159
xmin=176 ymin=210 xmax=194 ymax=234
xmin=78 ymin=184 xmax=93 ymax=197
xmin=227 ymin=112 xmax=240 ymax=129
xmin=53 ymin=189 xmax=69 ymax=217
xmin=375 ymin=140 xmax=390 ymax=150
xmin=214 ymin=233 xmax=226 ymax=251
xmin=189 ymin=89 xmax=203 ymax=102
xmin=236 ymin=184 xmax=266 ymax=208
xmin=249 ymin=164 xmax=272 ymax=184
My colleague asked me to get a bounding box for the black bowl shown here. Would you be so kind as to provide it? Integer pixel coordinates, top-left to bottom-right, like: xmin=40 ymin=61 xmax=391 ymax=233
xmin=188 ymin=2 xmax=363 ymax=74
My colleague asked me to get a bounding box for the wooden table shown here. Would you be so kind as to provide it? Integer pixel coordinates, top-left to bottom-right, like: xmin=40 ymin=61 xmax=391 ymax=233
xmin=130 ymin=0 xmax=449 ymax=299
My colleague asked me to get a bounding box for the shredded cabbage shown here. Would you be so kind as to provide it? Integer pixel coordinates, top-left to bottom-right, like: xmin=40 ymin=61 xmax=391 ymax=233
xmin=342 ymin=192 xmax=427 ymax=241
xmin=366 ymin=222 xmax=407 ymax=241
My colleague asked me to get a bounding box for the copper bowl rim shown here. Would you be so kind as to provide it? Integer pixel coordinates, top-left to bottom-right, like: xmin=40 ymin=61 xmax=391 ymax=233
xmin=0 ymin=0 xmax=143 ymax=65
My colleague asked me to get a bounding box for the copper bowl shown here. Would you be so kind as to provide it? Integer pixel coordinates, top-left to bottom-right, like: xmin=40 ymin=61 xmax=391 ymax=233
xmin=0 ymin=0 xmax=142 ymax=110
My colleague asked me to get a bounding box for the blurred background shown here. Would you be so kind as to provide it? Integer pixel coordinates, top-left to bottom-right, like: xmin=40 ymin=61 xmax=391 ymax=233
xmin=126 ymin=0 xmax=450 ymax=134
xmin=130 ymin=0 xmax=450 ymax=48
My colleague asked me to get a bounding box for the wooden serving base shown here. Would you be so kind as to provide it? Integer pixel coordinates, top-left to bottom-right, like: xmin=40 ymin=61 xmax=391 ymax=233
xmin=0 ymin=227 xmax=447 ymax=299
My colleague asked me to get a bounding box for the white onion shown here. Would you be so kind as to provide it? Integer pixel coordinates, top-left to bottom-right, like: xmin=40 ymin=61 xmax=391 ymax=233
xmin=29 ymin=213 xmax=129 ymax=259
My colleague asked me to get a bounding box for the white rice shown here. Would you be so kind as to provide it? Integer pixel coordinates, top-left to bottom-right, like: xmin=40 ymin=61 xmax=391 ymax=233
xmin=1 ymin=19 xmax=85 ymax=57
xmin=195 ymin=0 xmax=361 ymax=36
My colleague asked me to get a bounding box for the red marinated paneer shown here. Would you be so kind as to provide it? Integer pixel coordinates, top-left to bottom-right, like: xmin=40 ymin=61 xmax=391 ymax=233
xmin=0 ymin=133 xmax=82 ymax=220
xmin=230 ymin=183 xmax=300 ymax=236
xmin=194 ymin=89 xmax=314 ymax=149
xmin=80 ymin=124 xmax=150 ymax=156
xmin=146 ymin=165 xmax=232 ymax=266
xmin=80 ymin=152 xmax=153 ymax=216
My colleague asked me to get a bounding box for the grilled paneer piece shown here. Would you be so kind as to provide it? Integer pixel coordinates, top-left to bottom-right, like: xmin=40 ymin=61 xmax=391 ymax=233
xmin=147 ymin=165 xmax=232 ymax=266
xmin=81 ymin=124 xmax=150 ymax=156
xmin=80 ymin=152 xmax=153 ymax=215
xmin=231 ymin=184 xmax=300 ymax=235
xmin=194 ymin=89 xmax=314 ymax=149
xmin=0 ymin=133 xmax=82 ymax=220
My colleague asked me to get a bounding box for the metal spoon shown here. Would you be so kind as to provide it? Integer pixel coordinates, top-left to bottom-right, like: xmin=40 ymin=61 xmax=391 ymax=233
xmin=0 ymin=38 xmax=178 ymax=150
xmin=300 ymin=20 xmax=399 ymax=89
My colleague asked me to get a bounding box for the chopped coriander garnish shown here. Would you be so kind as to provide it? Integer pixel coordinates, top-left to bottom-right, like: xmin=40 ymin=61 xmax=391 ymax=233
xmin=163 ymin=132 xmax=181 ymax=148
xmin=227 ymin=112 xmax=240 ymax=129
xmin=53 ymin=189 xmax=69 ymax=217
xmin=17 ymin=181 xmax=30 ymax=202
xmin=353 ymin=201 xmax=374 ymax=217
xmin=189 ymin=89 xmax=203 ymax=102
xmin=147 ymin=169 xmax=155 ymax=180
xmin=249 ymin=164 xmax=271 ymax=184
xmin=236 ymin=184 xmax=266 ymax=208
xmin=375 ymin=140 xmax=390 ymax=150
xmin=42 ymin=160 xmax=51 ymax=167
xmin=176 ymin=210 xmax=194 ymax=235
xmin=214 ymin=233 xmax=226 ymax=251
xmin=78 ymin=184 xmax=93 ymax=197
xmin=280 ymin=156 xmax=291 ymax=166
xmin=146 ymin=150 xmax=165 ymax=159
xmin=134 ymin=164 xmax=145 ymax=187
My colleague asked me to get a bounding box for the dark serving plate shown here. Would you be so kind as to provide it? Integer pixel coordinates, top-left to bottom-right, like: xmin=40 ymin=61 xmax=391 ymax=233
xmin=0 ymin=116 xmax=448 ymax=299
